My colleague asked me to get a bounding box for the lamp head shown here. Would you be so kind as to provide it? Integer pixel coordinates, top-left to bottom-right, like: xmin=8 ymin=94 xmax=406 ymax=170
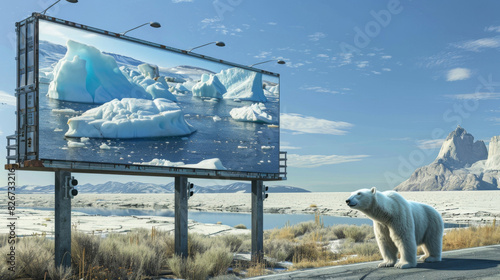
xmin=66 ymin=0 xmax=78 ymax=3
xmin=215 ymin=41 xmax=225 ymax=47
xmin=150 ymin=22 xmax=161 ymax=28
xmin=277 ymin=60 xmax=286 ymax=65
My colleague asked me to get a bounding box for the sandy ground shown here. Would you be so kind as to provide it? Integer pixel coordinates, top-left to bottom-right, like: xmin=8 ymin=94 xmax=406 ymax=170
xmin=1 ymin=191 xmax=499 ymax=237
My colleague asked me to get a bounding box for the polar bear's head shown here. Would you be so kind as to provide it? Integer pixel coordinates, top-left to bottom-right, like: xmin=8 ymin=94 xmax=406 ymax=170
xmin=345 ymin=187 xmax=376 ymax=210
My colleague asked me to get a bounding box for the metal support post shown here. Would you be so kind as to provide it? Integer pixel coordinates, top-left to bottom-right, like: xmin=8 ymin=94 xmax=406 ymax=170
xmin=251 ymin=180 xmax=264 ymax=262
xmin=54 ymin=170 xmax=71 ymax=268
xmin=175 ymin=176 xmax=189 ymax=258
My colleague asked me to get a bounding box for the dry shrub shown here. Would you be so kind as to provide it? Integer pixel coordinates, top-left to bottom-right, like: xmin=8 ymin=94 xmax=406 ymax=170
xmin=198 ymin=246 xmax=234 ymax=277
xmin=215 ymin=234 xmax=246 ymax=253
xmin=443 ymin=222 xmax=500 ymax=251
xmin=168 ymin=246 xmax=233 ymax=279
xmin=234 ymin=224 xmax=247 ymax=229
xmin=269 ymin=226 xmax=296 ymax=241
xmin=344 ymin=225 xmax=370 ymax=242
xmin=168 ymin=254 xmax=210 ymax=280
xmin=264 ymin=238 xmax=295 ymax=261
xmin=342 ymin=240 xmax=381 ymax=257
xmin=246 ymin=261 xmax=266 ymax=278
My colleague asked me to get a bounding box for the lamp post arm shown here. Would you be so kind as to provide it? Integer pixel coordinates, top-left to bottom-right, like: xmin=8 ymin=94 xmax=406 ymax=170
xmin=187 ymin=42 xmax=215 ymax=53
xmin=42 ymin=0 xmax=62 ymax=15
xmin=249 ymin=60 xmax=274 ymax=67
xmin=121 ymin=22 xmax=149 ymax=36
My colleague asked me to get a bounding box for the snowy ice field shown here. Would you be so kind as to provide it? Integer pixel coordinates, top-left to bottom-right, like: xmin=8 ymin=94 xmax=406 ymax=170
xmin=38 ymin=39 xmax=280 ymax=173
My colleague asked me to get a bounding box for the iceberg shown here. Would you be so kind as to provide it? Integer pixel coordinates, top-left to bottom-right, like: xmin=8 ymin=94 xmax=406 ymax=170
xmin=191 ymin=67 xmax=268 ymax=102
xmin=217 ymin=68 xmax=267 ymax=102
xmin=229 ymin=103 xmax=273 ymax=123
xmin=48 ymin=40 xmax=151 ymax=104
xmin=121 ymin=67 xmax=177 ymax=102
xmin=65 ymin=98 xmax=195 ymax=138
xmin=192 ymin=73 xmax=226 ymax=98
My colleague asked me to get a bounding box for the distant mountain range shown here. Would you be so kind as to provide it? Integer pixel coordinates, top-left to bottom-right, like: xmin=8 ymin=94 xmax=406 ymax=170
xmin=1 ymin=181 xmax=310 ymax=194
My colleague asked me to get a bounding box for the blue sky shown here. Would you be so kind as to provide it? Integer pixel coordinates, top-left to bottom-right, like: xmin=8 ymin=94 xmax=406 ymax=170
xmin=1 ymin=0 xmax=500 ymax=192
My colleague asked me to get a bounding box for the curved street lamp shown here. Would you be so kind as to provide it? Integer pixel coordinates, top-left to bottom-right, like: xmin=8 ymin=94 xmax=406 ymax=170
xmin=249 ymin=59 xmax=286 ymax=67
xmin=41 ymin=0 xmax=78 ymax=15
xmin=121 ymin=22 xmax=161 ymax=36
xmin=186 ymin=41 xmax=225 ymax=53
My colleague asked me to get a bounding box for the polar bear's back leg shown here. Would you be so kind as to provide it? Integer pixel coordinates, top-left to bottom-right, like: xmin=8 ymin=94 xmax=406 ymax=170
xmin=420 ymin=207 xmax=443 ymax=263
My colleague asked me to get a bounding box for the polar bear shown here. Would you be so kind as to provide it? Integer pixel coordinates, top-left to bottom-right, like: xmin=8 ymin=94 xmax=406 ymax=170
xmin=346 ymin=187 xmax=443 ymax=269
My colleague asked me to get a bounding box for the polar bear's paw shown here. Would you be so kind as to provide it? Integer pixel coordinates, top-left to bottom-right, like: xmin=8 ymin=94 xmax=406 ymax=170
xmin=422 ymin=256 xmax=441 ymax=263
xmin=394 ymin=261 xmax=414 ymax=269
xmin=378 ymin=261 xmax=396 ymax=268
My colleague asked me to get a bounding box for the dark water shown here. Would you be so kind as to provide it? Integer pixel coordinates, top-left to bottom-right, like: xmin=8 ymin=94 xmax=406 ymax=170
xmin=37 ymin=83 xmax=280 ymax=174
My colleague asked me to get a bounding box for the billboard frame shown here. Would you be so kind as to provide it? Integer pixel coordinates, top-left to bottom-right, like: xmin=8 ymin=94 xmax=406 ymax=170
xmin=6 ymin=13 xmax=285 ymax=181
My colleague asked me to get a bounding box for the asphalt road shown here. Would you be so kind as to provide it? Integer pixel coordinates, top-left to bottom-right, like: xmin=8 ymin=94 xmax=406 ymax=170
xmin=250 ymin=245 xmax=500 ymax=280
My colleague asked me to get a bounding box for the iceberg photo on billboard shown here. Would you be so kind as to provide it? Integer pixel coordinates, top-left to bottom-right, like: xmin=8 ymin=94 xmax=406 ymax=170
xmin=37 ymin=19 xmax=280 ymax=174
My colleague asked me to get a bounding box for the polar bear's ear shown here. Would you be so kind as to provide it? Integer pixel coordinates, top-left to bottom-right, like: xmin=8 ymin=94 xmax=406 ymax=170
xmin=371 ymin=187 xmax=377 ymax=194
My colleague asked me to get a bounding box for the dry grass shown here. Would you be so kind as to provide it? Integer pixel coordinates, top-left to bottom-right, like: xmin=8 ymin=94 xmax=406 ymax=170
xmin=0 ymin=216 xmax=498 ymax=279
xmin=443 ymin=220 xmax=500 ymax=251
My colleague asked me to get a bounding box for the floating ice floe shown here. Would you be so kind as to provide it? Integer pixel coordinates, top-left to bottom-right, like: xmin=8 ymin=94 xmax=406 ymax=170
xmin=229 ymin=103 xmax=273 ymax=123
xmin=135 ymin=158 xmax=226 ymax=170
xmin=47 ymin=40 xmax=152 ymax=104
xmin=134 ymin=158 xmax=184 ymax=167
xmin=65 ymin=98 xmax=196 ymax=139
xmin=51 ymin=108 xmax=78 ymax=114
xmin=68 ymin=142 xmax=85 ymax=148
xmin=182 ymin=158 xmax=227 ymax=170
xmin=100 ymin=143 xmax=111 ymax=150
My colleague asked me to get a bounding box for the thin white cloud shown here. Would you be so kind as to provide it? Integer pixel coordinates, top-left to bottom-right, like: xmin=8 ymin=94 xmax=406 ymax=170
xmin=280 ymin=113 xmax=353 ymax=135
xmin=488 ymin=117 xmax=500 ymax=124
xmin=317 ymin=54 xmax=329 ymax=58
xmin=172 ymin=0 xmax=193 ymax=2
xmin=254 ymin=51 xmax=271 ymax=59
xmin=381 ymin=55 xmax=392 ymax=59
xmin=308 ymin=32 xmax=326 ymax=42
xmin=448 ymin=92 xmax=500 ymax=100
xmin=382 ymin=68 xmax=391 ymax=72
xmin=485 ymin=26 xmax=500 ymax=33
xmin=285 ymin=62 xmax=305 ymax=68
xmin=201 ymin=17 xmax=220 ymax=25
xmin=447 ymin=67 xmax=471 ymax=81
xmin=0 ymin=91 xmax=16 ymax=106
xmin=454 ymin=36 xmax=500 ymax=52
xmin=300 ymin=86 xmax=339 ymax=94
xmin=268 ymin=22 xmax=277 ymax=26
xmin=357 ymin=61 xmax=369 ymax=68
xmin=417 ymin=139 xmax=445 ymax=150
xmin=287 ymin=154 xmax=369 ymax=168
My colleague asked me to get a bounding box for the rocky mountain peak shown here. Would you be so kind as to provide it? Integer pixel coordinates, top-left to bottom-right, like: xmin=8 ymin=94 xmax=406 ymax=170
xmin=435 ymin=126 xmax=488 ymax=168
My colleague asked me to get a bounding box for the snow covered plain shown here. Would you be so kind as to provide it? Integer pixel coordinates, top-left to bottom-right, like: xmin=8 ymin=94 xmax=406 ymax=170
xmin=2 ymin=191 xmax=498 ymax=237
xmin=38 ymin=40 xmax=280 ymax=173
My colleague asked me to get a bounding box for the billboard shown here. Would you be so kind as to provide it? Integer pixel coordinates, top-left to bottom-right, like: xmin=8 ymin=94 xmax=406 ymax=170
xmin=12 ymin=14 xmax=282 ymax=180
